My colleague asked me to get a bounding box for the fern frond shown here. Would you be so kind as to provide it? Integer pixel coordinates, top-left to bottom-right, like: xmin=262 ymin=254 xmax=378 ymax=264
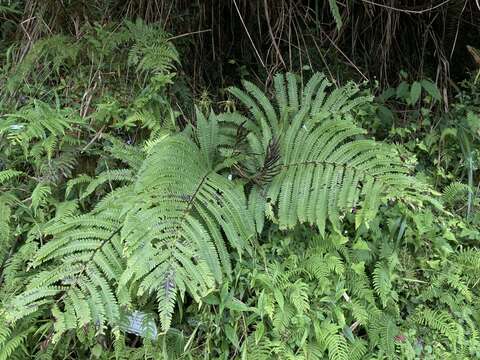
xmin=368 ymin=313 xmax=398 ymax=357
xmin=65 ymin=175 xmax=92 ymax=199
xmin=1 ymin=100 xmax=84 ymax=148
xmin=0 ymin=326 xmax=27 ymax=360
xmin=120 ymin=134 xmax=254 ymax=331
xmin=0 ymin=200 xmax=12 ymax=264
xmin=120 ymin=310 xmax=158 ymax=340
xmin=31 ymin=182 xmax=51 ymax=214
xmin=372 ymin=261 xmax=395 ymax=308
xmin=0 ymin=170 xmax=23 ymax=184
xmin=349 ymin=300 xmax=369 ymax=326
xmin=456 ymin=249 xmax=480 ymax=277
xmin=103 ymin=134 xmax=146 ymax=171
xmin=245 ymin=335 xmax=274 ymax=360
xmin=316 ymin=322 xmax=349 ymax=360
xmin=305 ymin=253 xmax=344 ymax=281
xmin=80 ymin=169 xmax=134 ymax=200
xmin=230 ymin=72 xmax=417 ymax=235
xmin=348 ymin=339 xmax=368 ymax=360
xmin=442 ymin=181 xmax=471 ymax=208
xmin=412 ymin=308 xmax=461 ymax=347
xmin=289 ymin=280 xmax=310 ymax=314
xmin=126 ymin=19 xmax=178 ymax=74
xmin=8 ymin=210 xmax=124 ymax=339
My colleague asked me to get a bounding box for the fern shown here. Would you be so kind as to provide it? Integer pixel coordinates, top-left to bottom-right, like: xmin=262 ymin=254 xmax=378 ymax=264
xmin=0 ymin=169 xmax=23 ymax=184
xmin=412 ymin=308 xmax=461 ymax=348
xmin=442 ymin=181 xmax=473 ymax=215
xmin=0 ymin=200 xmax=12 ymax=265
xmin=7 ymin=209 xmax=124 ymax=341
xmin=126 ymin=19 xmax=179 ymax=75
xmin=0 ymin=324 xmax=27 ymax=360
xmin=30 ymin=182 xmax=51 ymax=215
xmin=456 ymin=249 xmax=480 ymax=277
xmin=119 ymin=310 xmax=158 ymax=340
xmin=103 ymin=134 xmax=147 ymax=171
xmin=348 ymin=340 xmax=368 ymax=360
xmin=315 ymin=322 xmax=349 ymax=360
xmin=3 ymin=69 xmax=469 ymax=358
xmin=229 ymin=72 xmax=421 ymax=236
xmin=349 ymin=300 xmax=369 ymax=326
xmin=7 ymin=123 xmax=254 ymax=335
xmin=289 ymin=280 xmax=310 ymax=314
xmin=0 ymin=100 xmax=84 ymax=149
xmin=79 ymin=169 xmax=134 ymax=200
xmin=443 ymin=182 xmax=470 ymax=203
xmin=372 ymin=261 xmax=395 ymax=308
xmin=368 ymin=313 xmax=398 ymax=357
xmin=122 ymin=133 xmax=253 ymax=330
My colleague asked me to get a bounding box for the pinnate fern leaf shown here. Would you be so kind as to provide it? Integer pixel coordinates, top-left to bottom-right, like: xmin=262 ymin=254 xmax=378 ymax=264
xmin=7 ymin=209 xmax=124 ymax=339
xmin=121 ymin=134 xmax=254 ymax=331
xmin=412 ymin=308 xmax=461 ymax=347
xmin=230 ymin=72 xmax=421 ymax=236
xmin=0 ymin=170 xmax=23 ymax=185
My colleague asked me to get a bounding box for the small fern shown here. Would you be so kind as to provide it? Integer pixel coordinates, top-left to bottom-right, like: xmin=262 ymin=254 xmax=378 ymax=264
xmin=316 ymin=322 xmax=349 ymax=360
xmin=372 ymin=260 xmax=396 ymax=308
xmin=30 ymin=182 xmax=51 ymax=215
xmin=0 ymin=170 xmax=23 ymax=184
xmin=368 ymin=313 xmax=398 ymax=357
xmin=412 ymin=308 xmax=461 ymax=349
xmin=0 ymin=100 xmax=84 ymax=149
xmin=0 ymin=324 xmax=27 ymax=360
xmin=126 ymin=19 xmax=179 ymax=75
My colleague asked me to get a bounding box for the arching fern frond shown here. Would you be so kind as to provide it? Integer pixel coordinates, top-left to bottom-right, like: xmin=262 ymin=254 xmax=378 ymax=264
xmin=368 ymin=313 xmax=398 ymax=357
xmin=79 ymin=169 xmax=134 ymax=200
xmin=126 ymin=19 xmax=179 ymax=74
xmin=7 ymin=209 xmax=124 ymax=342
xmin=0 ymin=100 xmax=84 ymax=150
xmin=30 ymin=182 xmax=51 ymax=215
xmin=10 ymin=123 xmax=255 ymax=337
xmin=229 ymin=72 xmax=423 ymax=235
xmin=455 ymin=249 xmax=480 ymax=277
xmin=121 ymin=134 xmax=254 ymax=331
xmin=0 ymin=170 xmax=23 ymax=185
xmin=442 ymin=181 xmax=472 ymax=211
xmin=0 ymin=322 xmax=28 ymax=360
xmin=372 ymin=260 xmax=397 ymax=308
xmin=315 ymin=321 xmax=349 ymax=360
xmin=103 ymin=134 xmax=147 ymax=171
xmin=411 ymin=308 xmax=462 ymax=348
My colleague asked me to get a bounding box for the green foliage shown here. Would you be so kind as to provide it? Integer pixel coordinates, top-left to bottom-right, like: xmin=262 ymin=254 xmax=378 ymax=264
xmin=1 ymin=14 xmax=480 ymax=358
xmin=122 ymin=132 xmax=253 ymax=331
xmin=328 ymin=0 xmax=343 ymax=30
xmin=228 ymin=73 xmax=425 ymax=235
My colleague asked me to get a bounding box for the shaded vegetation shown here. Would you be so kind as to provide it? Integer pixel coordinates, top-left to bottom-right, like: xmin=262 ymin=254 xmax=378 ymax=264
xmin=1 ymin=1 xmax=480 ymax=359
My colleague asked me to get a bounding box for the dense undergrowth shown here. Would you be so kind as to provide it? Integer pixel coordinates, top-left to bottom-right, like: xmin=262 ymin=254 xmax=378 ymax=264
xmin=1 ymin=2 xmax=480 ymax=359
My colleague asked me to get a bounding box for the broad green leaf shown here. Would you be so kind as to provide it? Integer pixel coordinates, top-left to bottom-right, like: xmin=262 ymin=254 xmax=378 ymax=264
xmin=420 ymin=80 xmax=441 ymax=102
xmin=410 ymin=81 xmax=422 ymax=104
